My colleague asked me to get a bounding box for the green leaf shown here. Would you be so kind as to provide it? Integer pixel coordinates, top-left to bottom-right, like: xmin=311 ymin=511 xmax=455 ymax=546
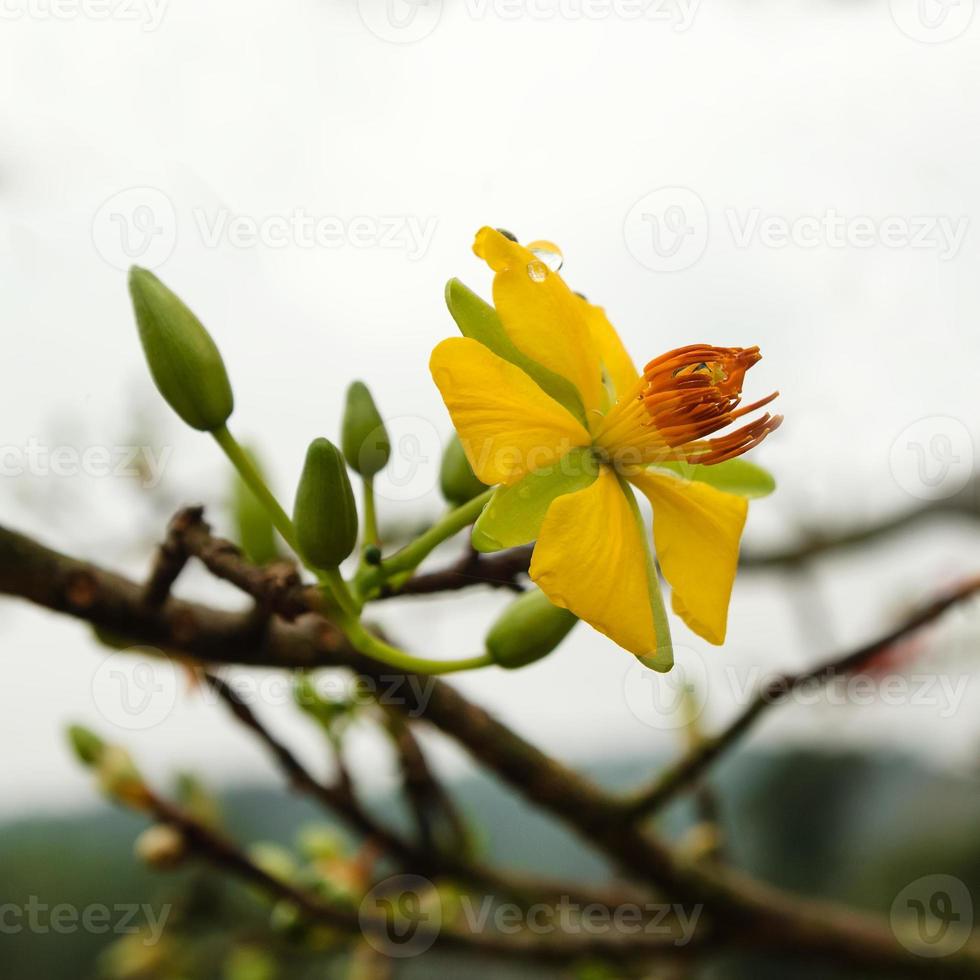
xmin=445 ymin=278 xmax=588 ymax=429
xmin=651 ymin=458 xmax=776 ymax=499
xmin=472 ymin=448 xmax=599 ymax=552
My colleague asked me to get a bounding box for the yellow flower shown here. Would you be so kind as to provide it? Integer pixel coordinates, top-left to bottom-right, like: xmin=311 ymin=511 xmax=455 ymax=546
xmin=430 ymin=227 xmax=782 ymax=670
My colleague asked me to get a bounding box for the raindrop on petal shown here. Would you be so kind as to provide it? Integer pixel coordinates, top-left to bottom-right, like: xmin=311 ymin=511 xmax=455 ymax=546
xmin=526 ymin=261 xmax=548 ymax=283
xmin=527 ymin=240 xmax=563 ymax=273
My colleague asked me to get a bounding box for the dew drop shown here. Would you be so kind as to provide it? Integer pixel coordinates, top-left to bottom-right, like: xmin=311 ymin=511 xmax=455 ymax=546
xmin=526 ymin=260 xmax=548 ymax=283
xmin=527 ymin=239 xmax=564 ymax=273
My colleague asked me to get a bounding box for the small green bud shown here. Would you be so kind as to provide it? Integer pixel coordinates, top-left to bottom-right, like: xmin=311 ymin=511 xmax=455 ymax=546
xmin=486 ymin=589 xmax=578 ymax=669
xmin=341 ymin=381 xmax=390 ymax=477
xmin=232 ymin=447 xmax=279 ymax=565
xmin=128 ymin=266 xmax=234 ymax=432
xmin=249 ymin=842 xmax=298 ymax=883
xmin=293 ymin=438 xmax=358 ymax=569
xmin=439 ymin=433 xmax=488 ymax=508
xmin=135 ymin=824 xmax=187 ymax=870
xmin=297 ymin=825 xmax=345 ymax=861
xmin=363 ymin=544 xmax=382 ymax=566
xmin=97 ymin=745 xmax=148 ymax=807
xmin=67 ymin=725 xmax=106 ymax=766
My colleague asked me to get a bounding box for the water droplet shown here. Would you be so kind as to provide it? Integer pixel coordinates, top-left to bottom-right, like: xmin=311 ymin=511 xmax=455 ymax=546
xmin=526 ymin=261 xmax=548 ymax=283
xmin=527 ymin=239 xmax=563 ymax=272
xmin=496 ymin=228 xmax=518 ymax=242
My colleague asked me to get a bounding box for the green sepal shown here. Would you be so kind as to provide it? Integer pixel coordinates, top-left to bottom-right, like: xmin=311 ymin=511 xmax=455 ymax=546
xmin=472 ymin=448 xmax=599 ymax=553
xmin=620 ymin=477 xmax=673 ymax=673
xmin=128 ymin=267 xmax=234 ymax=432
xmin=293 ymin=438 xmax=359 ymax=570
xmin=341 ymin=381 xmax=390 ymax=478
xmin=650 ymin=458 xmax=775 ymax=499
xmin=485 ymin=588 xmax=578 ymax=669
xmin=445 ymin=279 xmax=588 ymax=428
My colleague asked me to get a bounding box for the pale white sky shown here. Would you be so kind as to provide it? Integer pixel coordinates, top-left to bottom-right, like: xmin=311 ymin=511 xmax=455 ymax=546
xmin=2 ymin=0 xmax=980 ymax=816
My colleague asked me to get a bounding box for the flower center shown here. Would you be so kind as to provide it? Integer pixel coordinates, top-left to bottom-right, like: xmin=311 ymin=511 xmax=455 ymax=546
xmin=594 ymin=344 xmax=782 ymax=469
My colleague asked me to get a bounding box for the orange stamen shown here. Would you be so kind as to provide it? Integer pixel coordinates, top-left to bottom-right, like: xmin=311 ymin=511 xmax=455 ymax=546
xmin=594 ymin=344 xmax=781 ymax=467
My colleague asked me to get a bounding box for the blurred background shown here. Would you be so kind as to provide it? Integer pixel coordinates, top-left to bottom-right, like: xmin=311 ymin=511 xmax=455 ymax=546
xmin=2 ymin=0 xmax=980 ymax=976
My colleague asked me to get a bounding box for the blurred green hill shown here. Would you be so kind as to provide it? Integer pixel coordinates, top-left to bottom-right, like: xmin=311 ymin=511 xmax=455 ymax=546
xmin=2 ymin=749 xmax=977 ymax=979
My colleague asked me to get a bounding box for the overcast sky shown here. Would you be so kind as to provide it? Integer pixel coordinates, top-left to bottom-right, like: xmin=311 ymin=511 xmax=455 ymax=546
xmin=2 ymin=0 xmax=980 ymax=816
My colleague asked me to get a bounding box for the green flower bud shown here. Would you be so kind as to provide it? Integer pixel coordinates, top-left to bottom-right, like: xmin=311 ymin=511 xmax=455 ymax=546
xmin=128 ymin=266 xmax=234 ymax=432
xmin=232 ymin=446 xmax=279 ymax=565
xmin=293 ymin=438 xmax=358 ymax=569
xmin=486 ymin=589 xmax=578 ymax=669
xmin=341 ymin=381 xmax=390 ymax=478
xmin=439 ymin=433 xmax=488 ymax=508
xmin=67 ymin=725 xmax=106 ymax=766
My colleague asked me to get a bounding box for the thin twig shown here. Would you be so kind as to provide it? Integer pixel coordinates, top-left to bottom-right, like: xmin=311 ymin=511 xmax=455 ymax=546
xmin=142 ymin=506 xmax=202 ymax=607
xmin=203 ymin=672 xmax=633 ymax=910
xmin=623 ymin=575 xmax=980 ymax=821
xmin=381 ymin=708 xmax=470 ymax=854
xmin=139 ymin=788 xmax=695 ymax=965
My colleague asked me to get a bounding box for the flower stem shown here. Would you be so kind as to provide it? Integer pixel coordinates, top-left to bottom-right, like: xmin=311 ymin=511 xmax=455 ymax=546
xmin=340 ymin=614 xmax=494 ymax=675
xmin=318 ymin=568 xmax=360 ymax=619
xmin=212 ymin=425 xmax=299 ymax=554
xmin=362 ymin=477 xmax=379 ymax=548
xmin=358 ymin=488 xmax=494 ymax=594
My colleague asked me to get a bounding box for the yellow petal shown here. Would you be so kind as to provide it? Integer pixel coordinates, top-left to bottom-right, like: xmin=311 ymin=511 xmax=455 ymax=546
xmin=530 ymin=467 xmax=667 ymax=658
xmin=579 ymin=298 xmax=639 ymax=402
xmin=430 ymin=337 xmax=591 ymax=486
xmin=627 ymin=469 xmax=747 ymax=645
xmin=473 ymin=227 xmax=603 ymax=418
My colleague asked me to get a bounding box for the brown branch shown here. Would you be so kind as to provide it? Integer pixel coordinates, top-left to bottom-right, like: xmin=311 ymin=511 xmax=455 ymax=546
xmin=623 ymin=575 xmax=980 ymax=821
xmin=142 ymin=506 xmax=201 ymax=607
xmin=203 ymin=670 xmax=633 ymax=910
xmin=4 ymin=520 xmax=980 ymax=975
xmin=741 ymin=478 xmax=980 ymax=569
xmin=381 ymin=708 xmax=471 ymax=854
xmin=138 ymin=788 xmax=696 ymax=966
xmin=384 ymin=481 xmax=980 ymax=595
xmin=381 ymin=545 xmax=532 ymax=598
xmin=203 ymin=673 xmax=410 ymax=853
